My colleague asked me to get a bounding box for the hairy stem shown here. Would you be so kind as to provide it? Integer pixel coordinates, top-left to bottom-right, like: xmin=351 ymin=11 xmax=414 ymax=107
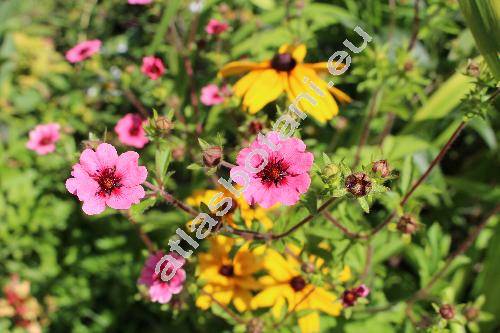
xmin=144 ymin=181 xmax=198 ymax=216
xmin=126 ymin=211 xmax=156 ymax=254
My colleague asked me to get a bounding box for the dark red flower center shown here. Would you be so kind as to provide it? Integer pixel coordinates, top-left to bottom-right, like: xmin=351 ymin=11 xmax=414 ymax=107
xmin=153 ymin=259 xmax=176 ymax=283
xmin=271 ymin=53 xmax=297 ymax=72
xmin=219 ymin=264 xmax=234 ymax=277
xmin=78 ymin=46 xmax=90 ymax=56
xmin=256 ymin=156 xmax=291 ymax=187
xmin=149 ymin=64 xmax=161 ymax=74
xmin=129 ymin=117 xmax=143 ymax=136
xmin=342 ymin=290 xmax=357 ymax=306
xmin=219 ymin=265 xmax=234 ymax=277
xmin=38 ymin=136 xmax=52 ymax=146
xmin=95 ymin=167 xmax=122 ymax=196
xmin=290 ymin=276 xmax=307 ymax=292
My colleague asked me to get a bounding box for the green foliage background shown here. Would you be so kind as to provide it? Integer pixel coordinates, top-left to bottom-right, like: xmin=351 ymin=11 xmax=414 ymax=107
xmin=0 ymin=0 xmax=498 ymax=332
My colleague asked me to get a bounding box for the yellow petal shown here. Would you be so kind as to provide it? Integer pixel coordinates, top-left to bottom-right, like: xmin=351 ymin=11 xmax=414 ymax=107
xmin=233 ymin=289 xmax=253 ymax=313
xmin=271 ymin=296 xmax=286 ymax=319
xmin=279 ymin=44 xmax=307 ymax=63
xmin=303 ymin=61 xmax=346 ymax=73
xmin=263 ymin=249 xmax=296 ymax=281
xmin=212 ymin=288 xmax=234 ymax=306
xmin=218 ymin=60 xmax=269 ymax=77
xmin=298 ymin=312 xmax=320 ymax=333
xmin=328 ymin=85 xmax=352 ymax=104
xmin=196 ymin=294 xmax=212 ymax=310
xmin=338 ymin=265 xmax=352 ymax=282
xmin=309 ymin=287 xmax=341 ymax=316
xmin=251 ymin=286 xmax=284 ymax=309
xmin=233 ymin=70 xmax=265 ymax=97
xmin=287 ymin=68 xmax=337 ymax=123
xmin=242 ymin=69 xmax=284 ymax=114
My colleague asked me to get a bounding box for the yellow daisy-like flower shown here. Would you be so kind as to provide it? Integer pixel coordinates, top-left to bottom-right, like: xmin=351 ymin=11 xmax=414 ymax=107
xmin=186 ymin=188 xmax=273 ymax=230
xmin=219 ymin=44 xmax=351 ymax=123
xmin=196 ymin=236 xmax=264 ymax=312
xmin=251 ymin=247 xmax=342 ymax=333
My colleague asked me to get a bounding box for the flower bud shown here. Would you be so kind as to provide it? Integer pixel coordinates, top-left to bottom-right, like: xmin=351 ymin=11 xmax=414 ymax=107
xmin=172 ymin=146 xmax=185 ymax=161
xmin=345 ymin=172 xmax=372 ymax=197
xmin=82 ymin=140 xmax=102 ymax=150
xmin=372 ymin=160 xmax=390 ymax=178
xmin=467 ymin=60 xmax=480 ymax=77
xmin=439 ymin=304 xmax=455 ymax=320
xmin=248 ymin=120 xmax=263 ymax=135
xmin=397 ymin=214 xmax=419 ymax=234
xmin=463 ymin=307 xmax=479 ymax=321
xmin=322 ymin=163 xmax=340 ymax=180
xmin=246 ymin=318 xmax=264 ymax=333
xmin=301 ymin=262 xmax=315 ymax=274
xmin=202 ymin=146 xmax=223 ymax=167
xmin=403 ymin=60 xmax=414 ymax=72
xmin=155 ymin=116 xmax=173 ymax=134
xmin=334 ymin=116 xmax=348 ymax=131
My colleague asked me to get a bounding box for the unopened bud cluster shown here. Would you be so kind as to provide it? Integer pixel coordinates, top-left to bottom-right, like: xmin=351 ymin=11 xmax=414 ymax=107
xmin=202 ymin=146 xmax=223 ymax=167
xmin=397 ymin=214 xmax=419 ymax=234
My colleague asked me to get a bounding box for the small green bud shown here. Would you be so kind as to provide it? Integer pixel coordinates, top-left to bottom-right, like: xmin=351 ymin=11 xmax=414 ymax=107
xmin=322 ymin=163 xmax=340 ymax=179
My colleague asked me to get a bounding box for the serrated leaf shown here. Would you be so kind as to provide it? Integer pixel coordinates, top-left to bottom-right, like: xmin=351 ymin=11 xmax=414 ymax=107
xmin=129 ymin=197 xmax=157 ymax=219
xmin=358 ymin=197 xmax=370 ymax=213
xmin=198 ymin=138 xmax=211 ymax=150
xmin=301 ymin=191 xmax=318 ymax=214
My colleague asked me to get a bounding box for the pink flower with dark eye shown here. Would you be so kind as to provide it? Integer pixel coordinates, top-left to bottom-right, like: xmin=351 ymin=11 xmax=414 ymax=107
xmin=230 ymin=132 xmax=313 ymax=208
xmin=65 ymin=40 xmax=101 ymax=63
xmin=114 ymin=113 xmax=149 ymax=148
xmin=141 ymin=56 xmax=165 ymax=80
xmin=65 ymin=143 xmax=147 ymax=215
xmin=205 ymin=19 xmax=229 ymax=35
xmin=200 ymin=84 xmax=226 ymax=106
xmin=128 ymin=0 xmax=152 ymax=4
xmin=342 ymin=284 xmax=370 ymax=307
xmin=138 ymin=252 xmax=186 ymax=304
xmin=26 ymin=123 xmax=60 ymax=155
xmin=355 ymin=284 xmax=370 ymax=297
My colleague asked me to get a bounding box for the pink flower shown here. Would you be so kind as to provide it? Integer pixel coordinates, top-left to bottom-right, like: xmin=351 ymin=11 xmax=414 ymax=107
xmin=205 ymin=19 xmax=229 ymax=35
xmin=230 ymin=132 xmax=313 ymax=208
xmin=342 ymin=284 xmax=370 ymax=307
xmin=65 ymin=143 xmax=147 ymax=215
xmin=128 ymin=0 xmax=152 ymax=4
xmin=200 ymin=84 xmax=226 ymax=106
xmin=138 ymin=252 xmax=186 ymax=304
xmin=26 ymin=123 xmax=60 ymax=155
xmin=114 ymin=113 xmax=149 ymax=148
xmin=141 ymin=56 xmax=165 ymax=80
xmin=355 ymin=284 xmax=370 ymax=298
xmin=65 ymin=40 xmax=101 ymax=63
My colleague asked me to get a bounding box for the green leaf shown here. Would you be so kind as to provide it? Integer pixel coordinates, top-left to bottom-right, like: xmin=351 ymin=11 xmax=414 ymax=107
xmin=129 ymin=197 xmax=157 ymax=219
xmin=458 ymin=0 xmax=500 ymax=79
xmin=301 ymin=191 xmax=318 ymax=215
xmin=412 ymin=71 xmax=475 ymax=121
xmin=357 ymin=197 xmax=370 ymax=213
xmin=155 ymin=148 xmax=171 ymax=181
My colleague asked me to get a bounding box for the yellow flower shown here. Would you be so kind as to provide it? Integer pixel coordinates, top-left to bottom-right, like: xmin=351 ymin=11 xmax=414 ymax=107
xmin=196 ymin=236 xmax=264 ymax=312
xmin=251 ymin=247 xmax=342 ymax=333
xmin=219 ymin=44 xmax=351 ymax=123
xmin=186 ymin=188 xmax=273 ymax=230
